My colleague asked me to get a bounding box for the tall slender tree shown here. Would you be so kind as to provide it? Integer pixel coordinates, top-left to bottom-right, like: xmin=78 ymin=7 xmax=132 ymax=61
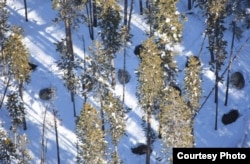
xmin=76 ymin=103 xmax=106 ymax=164
xmin=53 ymin=0 xmax=82 ymax=117
xmin=137 ymin=37 xmax=164 ymax=164
xmin=204 ymin=0 xmax=227 ymax=130
xmin=98 ymin=0 xmax=122 ymax=88
xmin=3 ymin=26 xmax=31 ymax=101
xmin=102 ymin=92 xmax=125 ymax=163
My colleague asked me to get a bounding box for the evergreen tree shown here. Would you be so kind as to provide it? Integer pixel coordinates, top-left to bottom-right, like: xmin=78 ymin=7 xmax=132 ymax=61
xmin=6 ymin=92 xmax=27 ymax=132
xmin=53 ymin=0 xmax=83 ymax=117
xmin=16 ymin=134 xmax=31 ymax=164
xmin=3 ymin=26 xmax=30 ymax=84
xmin=85 ymin=40 xmax=112 ymax=131
xmin=137 ymin=37 xmax=164 ymax=164
xmin=0 ymin=129 xmax=16 ymax=163
xmin=184 ymin=56 xmax=202 ymax=112
xmin=184 ymin=55 xmax=202 ymax=147
xmin=3 ymin=26 xmax=31 ymax=106
xmin=76 ymin=103 xmax=106 ymax=164
xmin=102 ymin=92 xmax=125 ymax=163
xmin=204 ymin=0 xmax=227 ymax=130
xmin=159 ymin=87 xmax=193 ymax=163
xmin=98 ymin=0 xmax=122 ymax=88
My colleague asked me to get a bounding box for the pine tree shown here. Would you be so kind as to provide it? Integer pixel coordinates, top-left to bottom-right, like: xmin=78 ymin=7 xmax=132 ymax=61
xmin=204 ymin=0 xmax=227 ymax=130
xmin=137 ymin=37 xmax=164 ymax=164
xmin=3 ymin=26 xmax=30 ymax=83
xmin=98 ymin=0 xmax=122 ymax=88
xmin=0 ymin=1 xmax=11 ymax=109
xmin=85 ymin=40 xmax=112 ymax=131
xmin=16 ymin=134 xmax=31 ymax=164
xmin=53 ymin=0 xmax=82 ymax=117
xmin=76 ymin=103 xmax=106 ymax=164
xmin=102 ymin=92 xmax=125 ymax=163
xmin=6 ymin=92 xmax=27 ymax=132
xmin=184 ymin=55 xmax=202 ymax=147
xmin=0 ymin=129 xmax=16 ymax=163
xmin=160 ymin=90 xmax=193 ymax=163
xmin=184 ymin=56 xmax=202 ymax=112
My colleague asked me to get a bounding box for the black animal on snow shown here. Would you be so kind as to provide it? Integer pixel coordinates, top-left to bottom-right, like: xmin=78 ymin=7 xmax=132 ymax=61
xmin=221 ymin=109 xmax=240 ymax=125
xmin=131 ymin=143 xmax=152 ymax=155
xmin=134 ymin=44 xmax=143 ymax=59
xmin=29 ymin=62 xmax=38 ymax=71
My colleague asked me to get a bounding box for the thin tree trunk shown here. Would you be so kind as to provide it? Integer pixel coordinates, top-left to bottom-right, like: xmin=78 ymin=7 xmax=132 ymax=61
xmin=41 ymin=107 xmax=47 ymax=164
xmin=128 ymin=0 xmax=134 ymax=32
xmin=71 ymin=91 xmax=76 ymax=117
xmin=92 ymin=0 xmax=98 ymax=27
xmin=53 ymin=109 xmax=60 ymax=164
xmin=214 ymin=67 xmax=219 ymax=130
xmin=111 ymin=53 xmax=116 ymax=89
xmin=86 ymin=0 xmax=94 ymax=40
xmin=188 ymin=0 xmax=192 ymax=10
xmin=24 ymin=0 xmax=28 ymax=21
xmin=124 ymin=0 xmax=128 ymax=25
xmin=18 ymin=81 xmax=23 ymax=101
xmin=64 ymin=18 xmax=74 ymax=61
xmin=122 ymin=47 xmax=126 ymax=104
xmin=82 ymin=35 xmax=88 ymax=104
xmin=146 ymin=106 xmax=151 ymax=164
xmin=139 ymin=0 xmax=143 ymax=15
xmin=0 ymin=73 xmax=11 ymax=109
xmin=225 ymin=21 xmax=236 ymax=106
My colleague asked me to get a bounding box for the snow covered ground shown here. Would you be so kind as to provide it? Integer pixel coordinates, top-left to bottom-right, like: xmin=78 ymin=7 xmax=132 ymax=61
xmin=0 ymin=0 xmax=250 ymax=163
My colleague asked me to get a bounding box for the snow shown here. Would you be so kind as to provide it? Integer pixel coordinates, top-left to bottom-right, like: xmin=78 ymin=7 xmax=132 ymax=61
xmin=0 ymin=0 xmax=250 ymax=163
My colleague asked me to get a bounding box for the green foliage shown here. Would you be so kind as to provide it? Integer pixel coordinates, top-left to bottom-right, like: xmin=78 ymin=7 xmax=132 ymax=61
xmin=184 ymin=56 xmax=202 ymax=111
xmin=3 ymin=26 xmax=30 ymax=82
xmin=16 ymin=134 xmax=32 ymax=164
xmin=6 ymin=92 xmax=25 ymax=128
xmin=55 ymin=39 xmax=80 ymax=93
xmin=160 ymin=87 xmax=193 ymax=148
xmin=98 ymin=0 xmax=122 ymax=54
xmin=154 ymin=0 xmax=183 ymax=43
xmin=76 ymin=103 xmax=106 ymax=164
xmin=0 ymin=129 xmax=16 ymax=163
xmin=137 ymin=37 xmax=164 ymax=110
xmin=0 ymin=1 xmax=10 ymax=45
xmin=103 ymin=92 xmax=125 ymax=146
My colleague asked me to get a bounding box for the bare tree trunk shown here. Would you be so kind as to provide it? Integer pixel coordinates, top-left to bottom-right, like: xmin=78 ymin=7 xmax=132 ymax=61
xmin=146 ymin=106 xmax=151 ymax=164
xmin=188 ymin=0 xmax=192 ymax=10
xmin=92 ymin=0 xmax=98 ymax=27
xmin=86 ymin=0 xmax=94 ymax=40
xmin=225 ymin=21 xmax=236 ymax=106
xmin=111 ymin=53 xmax=116 ymax=89
xmin=24 ymin=0 xmax=28 ymax=21
xmin=128 ymin=0 xmax=134 ymax=32
xmin=124 ymin=0 xmax=128 ymax=25
xmin=0 ymin=73 xmax=11 ymax=109
xmin=81 ymin=35 xmax=88 ymax=104
xmin=41 ymin=107 xmax=47 ymax=164
xmin=139 ymin=0 xmax=143 ymax=15
xmin=53 ymin=108 xmax=60 ymax=164
xmin=214 ymin=66 xmax=219 ymax=130
xmin=71 ymin=91 xmax=76 ymax=117
xmin=64 ymin=18 xmax=74 ymax=61
xmin=122 ymin=48 xmax=126 ymax=104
